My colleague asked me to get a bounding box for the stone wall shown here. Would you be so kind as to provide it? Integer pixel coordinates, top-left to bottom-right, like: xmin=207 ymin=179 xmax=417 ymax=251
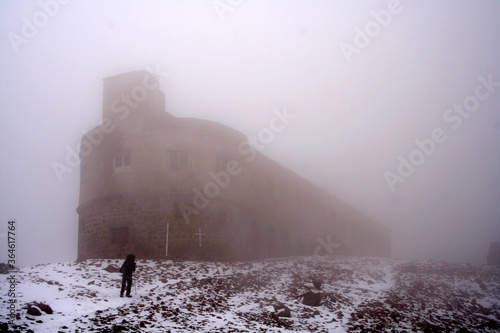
xmin=76 ymin=193 xmax=313 ymax=261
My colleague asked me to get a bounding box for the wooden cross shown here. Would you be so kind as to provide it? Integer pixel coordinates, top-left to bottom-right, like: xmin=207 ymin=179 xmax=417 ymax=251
xmin=195 ymin=228 xmax=205 ymax=247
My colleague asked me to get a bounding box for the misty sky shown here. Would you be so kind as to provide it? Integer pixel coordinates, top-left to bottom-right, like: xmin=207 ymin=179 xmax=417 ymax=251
xmin=1 ymin=0 xmax=499 ymax=266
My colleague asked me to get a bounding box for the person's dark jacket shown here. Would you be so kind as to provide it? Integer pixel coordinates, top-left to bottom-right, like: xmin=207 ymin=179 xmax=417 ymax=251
xmin=119 ymin=254 xmax=136 ymax=276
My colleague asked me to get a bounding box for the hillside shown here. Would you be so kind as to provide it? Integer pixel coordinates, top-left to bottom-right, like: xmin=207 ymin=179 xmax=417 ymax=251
xmin=1 ymin=256 xmax=499 ymax=332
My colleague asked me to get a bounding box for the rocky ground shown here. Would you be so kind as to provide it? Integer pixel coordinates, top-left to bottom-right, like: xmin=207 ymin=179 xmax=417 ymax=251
xmin=0 ymin=256 xmax=499 ymax=332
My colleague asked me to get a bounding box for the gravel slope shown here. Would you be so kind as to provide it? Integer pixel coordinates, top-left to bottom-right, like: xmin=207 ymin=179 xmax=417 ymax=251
xmin=1 ymin=256 xmax=499 ymax=332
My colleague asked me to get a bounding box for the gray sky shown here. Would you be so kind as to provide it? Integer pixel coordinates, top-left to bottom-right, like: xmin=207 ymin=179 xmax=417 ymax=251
xmin=1 ymin=0 xmax=499 ymax=266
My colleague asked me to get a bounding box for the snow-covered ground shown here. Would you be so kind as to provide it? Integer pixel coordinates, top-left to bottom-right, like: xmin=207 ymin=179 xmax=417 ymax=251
xmin=1 ymin=256 xmax=499 ymax=332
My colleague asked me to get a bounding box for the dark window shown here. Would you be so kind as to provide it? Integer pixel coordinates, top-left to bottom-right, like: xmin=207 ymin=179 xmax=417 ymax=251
xmin=173 ymin=203 xmax=183 ymax=219
xmin=169 ymin=150 xmax=188 ymax=170
xmin=111 ymin=227 xmax=129 ymax=245
xmin=113 ymin=152 xmax=131 ymax=170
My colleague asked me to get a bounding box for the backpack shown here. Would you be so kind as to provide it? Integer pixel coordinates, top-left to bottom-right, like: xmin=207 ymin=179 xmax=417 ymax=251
xmin=119 ymin=254 xmax=136 ymax=275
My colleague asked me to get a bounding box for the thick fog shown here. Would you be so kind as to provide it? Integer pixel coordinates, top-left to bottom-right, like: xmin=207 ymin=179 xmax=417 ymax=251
xmin=1 ymin=0 xmax=499 ymax=266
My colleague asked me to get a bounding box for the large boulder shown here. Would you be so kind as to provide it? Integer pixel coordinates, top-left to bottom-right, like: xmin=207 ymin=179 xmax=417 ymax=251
xmin=27 ymin=302 xmax=53 ymax=316
xmin=273 ymin=303 xmax=291 ymax=317
xmin=104 ymin=265 xmax=120 ymax=273
xmin=35 ymin=303 xmax=53 ymax=314
xmin=300 ymin=291 xmax=322 ymax=306
xmin=312 ymin=278 xmax=322 ymax=290
xmin=27 ymin=307 xmax=42 ymax=316
xmin=487 ymin=241 xmax=500 ymax=265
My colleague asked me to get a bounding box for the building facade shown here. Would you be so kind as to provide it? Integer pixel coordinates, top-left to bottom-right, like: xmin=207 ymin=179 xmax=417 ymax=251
xmin=77 ymin=71 xmax=390 ymax=261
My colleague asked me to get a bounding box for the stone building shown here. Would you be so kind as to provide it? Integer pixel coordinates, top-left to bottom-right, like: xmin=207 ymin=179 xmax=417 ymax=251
xmin=77 ymin=70 xmax=390 ymax=261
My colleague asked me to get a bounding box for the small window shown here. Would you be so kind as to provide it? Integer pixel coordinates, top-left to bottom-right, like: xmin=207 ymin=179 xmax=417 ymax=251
xmin=81 ymin=164 xmax=88 ymax=185
xmin=173 ymin=203 xmax=183 ymax=219
xmin=114 ymin=153 xmax=130 ymax=168
xmin=169 ymin=150 xmax=188 ymax=170
xmin=113 ymin=152 xmax=131 ymax=173
xmin=111 ymin=227 xmax=129 ymax=245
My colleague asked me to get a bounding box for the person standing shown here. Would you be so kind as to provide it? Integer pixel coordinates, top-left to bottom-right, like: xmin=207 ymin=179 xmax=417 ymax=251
xmin=119 ymin=254 xmax=136 ymax=297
